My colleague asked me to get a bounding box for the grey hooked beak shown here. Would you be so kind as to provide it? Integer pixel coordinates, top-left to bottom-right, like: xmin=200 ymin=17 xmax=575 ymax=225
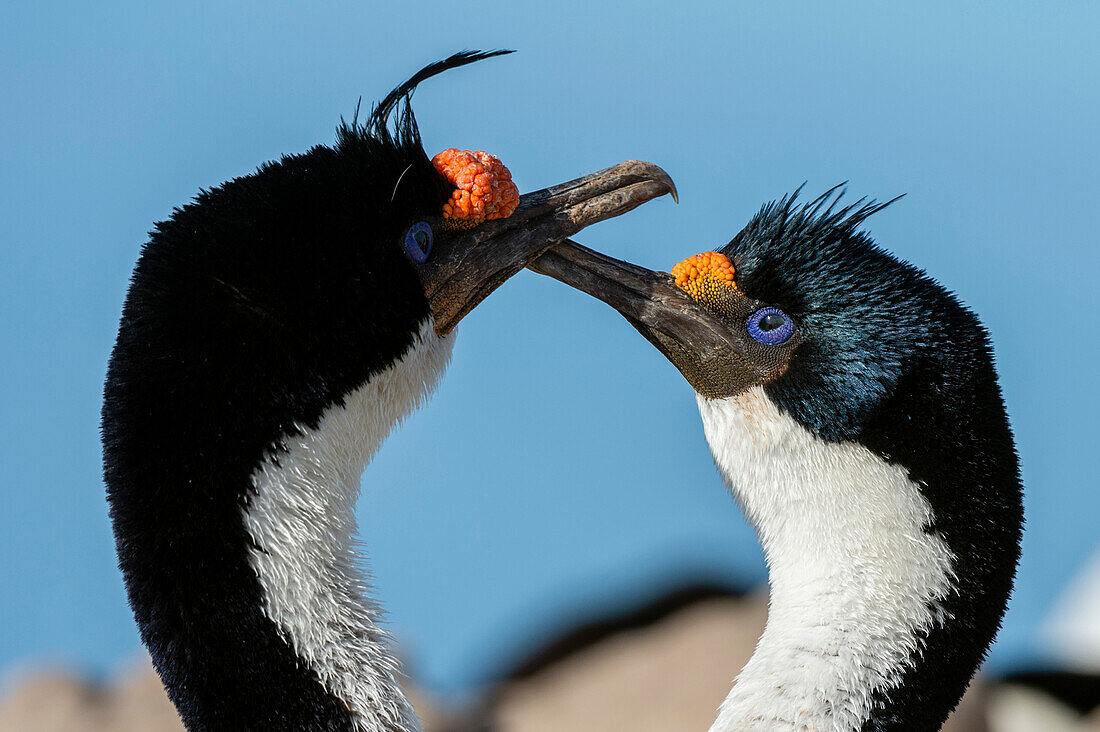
xmin=528 ymin=240 xmax=791 ymax=399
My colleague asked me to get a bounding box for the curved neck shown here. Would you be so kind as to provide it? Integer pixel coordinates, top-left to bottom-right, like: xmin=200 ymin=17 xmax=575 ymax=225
xmin=697 ymin=388 xmax=957 ymax=732
xmin=105 ymin=320 xmax=454 ymax=731
xmin=243 ymin=321 xmax=454 ymax=731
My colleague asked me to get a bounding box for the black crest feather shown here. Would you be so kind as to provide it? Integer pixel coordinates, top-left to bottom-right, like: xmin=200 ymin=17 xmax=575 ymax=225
xmin=337 ymin=49 xmax=514 ymax=151
xmin=735 ymin=184 xmax=904 ymax=257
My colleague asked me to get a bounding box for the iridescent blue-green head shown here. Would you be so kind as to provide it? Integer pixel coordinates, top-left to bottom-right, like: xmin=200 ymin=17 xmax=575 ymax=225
xmin=536 ymin=187 xmax=999 ymax=444
xmin=531 ymin=187 xmax=1023 ymax=731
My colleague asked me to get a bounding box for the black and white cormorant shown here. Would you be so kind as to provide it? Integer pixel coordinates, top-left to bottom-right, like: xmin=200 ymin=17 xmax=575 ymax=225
xmin=531 ymin=189 xmax=1024 ymax=731
xmin=100 ymin=51 xmax=674 ymax=731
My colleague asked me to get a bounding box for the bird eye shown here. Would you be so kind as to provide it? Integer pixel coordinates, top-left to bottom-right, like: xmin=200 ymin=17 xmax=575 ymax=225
xmin=747 ymin=306 xmax=795 ymax=345
xmin=403 ymin=222 xmax=433 ymax=263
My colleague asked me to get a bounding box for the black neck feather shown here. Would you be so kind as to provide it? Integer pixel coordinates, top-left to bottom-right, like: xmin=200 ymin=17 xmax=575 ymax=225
xmin=858 ymin=333 xmax=1023 ymax=730
xmin=101 ymin=142 xmax=430 ymax=727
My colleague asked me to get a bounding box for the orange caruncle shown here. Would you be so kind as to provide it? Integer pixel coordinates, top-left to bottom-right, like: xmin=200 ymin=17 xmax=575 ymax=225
xmin=431 ymin=149 xmax=520 ymax=227
xmin=671 ymin=252 xmax=738 ymax=302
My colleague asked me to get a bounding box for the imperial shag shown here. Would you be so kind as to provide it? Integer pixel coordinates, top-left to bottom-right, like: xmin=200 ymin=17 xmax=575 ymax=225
xmin=531 ymin=188 xmax=1023 ymax=731
xmin=101 ymin=51 xmax=674 ymax=731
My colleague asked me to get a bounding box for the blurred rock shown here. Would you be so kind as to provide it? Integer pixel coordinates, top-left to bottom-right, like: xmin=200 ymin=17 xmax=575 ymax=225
xmin=1044 ymin=548 xmax=1100 ymax=673
xmin=459 ymin=590 xmax=987 ymax=732
xmin=1 ymin=587 xmax=1096 ymax=731
xmin=0 ymin=662 xmax=439 ymax=732
xmin=0 ymin=662 xmax=182 ymax=732
xmin=477 ymin=592 xmax=769 ymax=731
xmin=988 ymin=684 xmax=1100 ymax=732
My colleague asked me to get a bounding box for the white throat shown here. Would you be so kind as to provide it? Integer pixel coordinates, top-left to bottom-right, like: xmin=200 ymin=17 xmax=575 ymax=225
xmin=697 ymin=387 xmax=955 ymax=732
xmin=243 ymin=319 xmax=454 ymax=732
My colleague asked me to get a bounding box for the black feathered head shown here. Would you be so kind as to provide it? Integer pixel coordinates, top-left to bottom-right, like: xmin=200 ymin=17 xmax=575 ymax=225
xmin=104 ymin=50 xmax=676 ymax=520
xmin=121 ymin=50 xmax=675 ymax=391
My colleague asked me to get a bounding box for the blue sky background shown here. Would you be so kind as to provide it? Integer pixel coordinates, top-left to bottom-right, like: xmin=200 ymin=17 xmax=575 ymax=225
xmin=2 ymin=1 xmax=1098 ymax=698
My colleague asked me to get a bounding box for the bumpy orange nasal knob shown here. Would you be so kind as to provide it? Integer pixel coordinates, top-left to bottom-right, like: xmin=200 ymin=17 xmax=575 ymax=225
xmin=671 ymin=252 xmax=738 ymax=301
xmin=432 ymin=149 xmax=520 ymax=228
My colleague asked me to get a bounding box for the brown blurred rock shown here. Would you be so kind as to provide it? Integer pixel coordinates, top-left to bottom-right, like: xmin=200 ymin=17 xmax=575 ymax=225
xmin=483 ymin=593 xmax=768 ymax=732
xmin=986 ymin=684 xmax=1100 ymax=732
xmin=0 ymin=662 xmax=183 ymax=732
xmin=473 ymin=592 xmax=987 ymax=732
xmin=1 ymin=590 xmax=1093 ymax=731
xmin=0 ymin=662 xmax=445 ymax=732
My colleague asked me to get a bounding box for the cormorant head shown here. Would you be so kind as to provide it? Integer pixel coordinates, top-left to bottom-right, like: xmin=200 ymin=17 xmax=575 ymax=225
xmin=532 ymin=186 xmax=999 ymax=444
xmin=532 ymin=187 xmax=1022 ymax=732
xmin=119 ymin=51 xmax=674 ymax=426
xmin=327 ymin=51 xmax=675 ymax=337
xmin=102 ymin=54 xmax=674 ymax=728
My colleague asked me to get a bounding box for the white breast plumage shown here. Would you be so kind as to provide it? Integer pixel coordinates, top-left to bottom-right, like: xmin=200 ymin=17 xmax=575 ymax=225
xmin=244 ymin=319 xmax=454 ymax=732
xmin=698 ymin=387 xmax=955 ymax=732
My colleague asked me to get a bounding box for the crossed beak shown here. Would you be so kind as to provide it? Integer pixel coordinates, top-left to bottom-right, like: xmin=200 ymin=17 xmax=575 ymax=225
xmin=419 ymin=160 xmax=677 ymax=335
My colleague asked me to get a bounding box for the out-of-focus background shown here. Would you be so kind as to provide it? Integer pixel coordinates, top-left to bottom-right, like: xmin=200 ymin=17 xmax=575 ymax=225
xmin=2 ymin=2 xmax=1098 ymax=730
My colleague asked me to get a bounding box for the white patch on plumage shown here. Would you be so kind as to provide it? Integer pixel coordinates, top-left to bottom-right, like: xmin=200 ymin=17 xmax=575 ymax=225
xmin=698 ymin=387 xmax=955 ymax=732
xmin=243 ymin=318 xmax=454 ymax=732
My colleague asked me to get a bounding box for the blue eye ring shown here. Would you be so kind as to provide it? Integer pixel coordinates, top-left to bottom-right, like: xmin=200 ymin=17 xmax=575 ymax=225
xmin=403 ymin=221 xmax=433 ymax=263
xmin=747 ymin=306 xmax=795 ymax=345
